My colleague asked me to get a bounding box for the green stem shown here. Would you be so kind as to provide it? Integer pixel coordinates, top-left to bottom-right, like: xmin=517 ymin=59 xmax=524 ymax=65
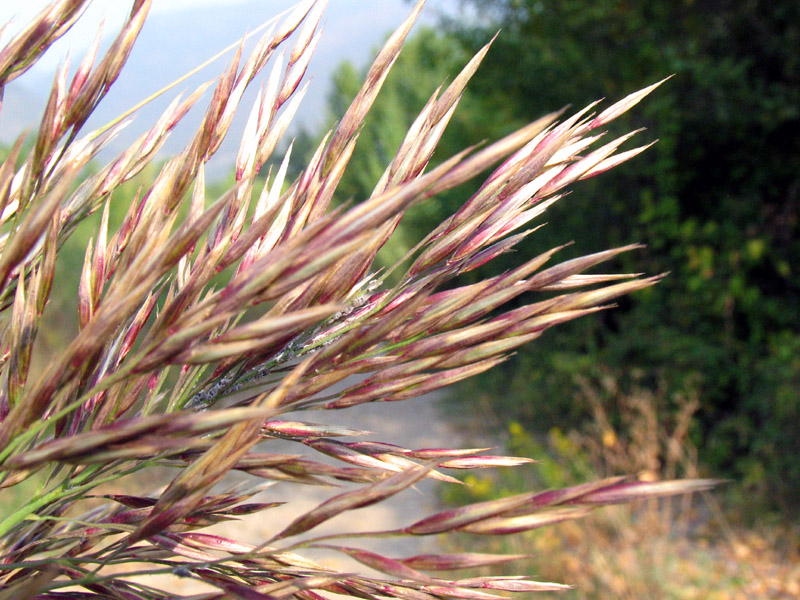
xmin=0 ymin=462 xmax=150 ymax=539
xmin=0 ymin=367 xmax=132 ymax=466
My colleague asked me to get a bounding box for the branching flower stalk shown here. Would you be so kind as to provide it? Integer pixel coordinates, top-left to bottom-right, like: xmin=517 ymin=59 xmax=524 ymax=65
xmin=0 ymin=0 xmax=714 ymax=597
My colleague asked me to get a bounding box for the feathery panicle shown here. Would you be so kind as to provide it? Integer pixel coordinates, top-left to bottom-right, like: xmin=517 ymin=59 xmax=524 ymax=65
xmin=0 ymin=1 xmax=711 ymax=597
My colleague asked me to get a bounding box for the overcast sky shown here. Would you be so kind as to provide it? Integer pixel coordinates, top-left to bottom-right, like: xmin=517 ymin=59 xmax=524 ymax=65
xmin=0 ymin=1 xmax=288 ymax=74
xmin=0 ymin=0 xmax=464 ymax=168
xmin=0 ymin=1 xmax=461 ymax=75
xmin=0 ymin=0 xmax=253 ymax=25
xmin=0 ymin=0 xmax=471 ymax=163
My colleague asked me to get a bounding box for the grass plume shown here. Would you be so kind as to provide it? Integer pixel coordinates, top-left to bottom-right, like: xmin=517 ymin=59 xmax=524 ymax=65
xmin=0 ymin=1 xmax=713 ymax=597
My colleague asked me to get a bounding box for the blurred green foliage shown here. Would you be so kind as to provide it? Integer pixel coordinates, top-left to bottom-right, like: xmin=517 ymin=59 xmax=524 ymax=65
xmin=446 ymin=0 xmax=800 ymax=511
xmin=303 ymin=0 xmax=800 ymax=511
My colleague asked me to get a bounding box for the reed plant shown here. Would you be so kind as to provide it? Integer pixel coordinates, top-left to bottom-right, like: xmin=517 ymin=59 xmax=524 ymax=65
xmin=0 ymin=1 xmax=714 ymax=597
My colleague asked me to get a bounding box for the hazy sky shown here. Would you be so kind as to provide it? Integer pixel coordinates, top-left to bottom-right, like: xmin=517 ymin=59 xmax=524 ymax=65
xmin=0 ymin=0 xmax=253 ymax=26
xmin=0 ymin=1 xmax=451 ymax=76
xmin=0 ymin=1 xmax=273 ymax=71
xmin=0 ymin=0 xmax=464 ymax=158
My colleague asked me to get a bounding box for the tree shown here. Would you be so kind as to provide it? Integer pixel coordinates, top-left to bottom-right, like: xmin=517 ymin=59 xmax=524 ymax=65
xmin=444 ymin=0 xmax=800 ymax=509
xmin=313 ymin=0 xmax=800 ymax=509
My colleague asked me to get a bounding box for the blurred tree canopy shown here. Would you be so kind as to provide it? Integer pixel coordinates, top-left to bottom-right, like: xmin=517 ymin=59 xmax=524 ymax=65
xmin=294 ymin=0 xmax=800 ymax=510
xmin=440 ymin=0 xmax=800 ymax=510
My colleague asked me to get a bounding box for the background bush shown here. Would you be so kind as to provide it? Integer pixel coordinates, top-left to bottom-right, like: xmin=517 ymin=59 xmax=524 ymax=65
xmin=301 ymin=0 xmax=800 ymax=512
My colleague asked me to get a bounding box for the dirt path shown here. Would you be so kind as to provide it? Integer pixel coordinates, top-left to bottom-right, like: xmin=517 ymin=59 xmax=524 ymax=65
xmin=147 ymin=389 xmax=475 ymax=594
xmin=233 ymin=391 xmax=456 ymax=556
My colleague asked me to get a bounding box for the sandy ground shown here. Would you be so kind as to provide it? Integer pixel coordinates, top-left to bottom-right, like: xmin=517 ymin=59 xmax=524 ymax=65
xmin=139 ymin=388 xmax=483 ymax=595
xmin=225 ymin=391 xmax=456 ymax=555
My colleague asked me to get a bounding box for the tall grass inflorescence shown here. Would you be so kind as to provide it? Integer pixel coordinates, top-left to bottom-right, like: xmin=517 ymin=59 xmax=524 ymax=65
xmin=0 ymin=1 xmax=715 ymax=597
